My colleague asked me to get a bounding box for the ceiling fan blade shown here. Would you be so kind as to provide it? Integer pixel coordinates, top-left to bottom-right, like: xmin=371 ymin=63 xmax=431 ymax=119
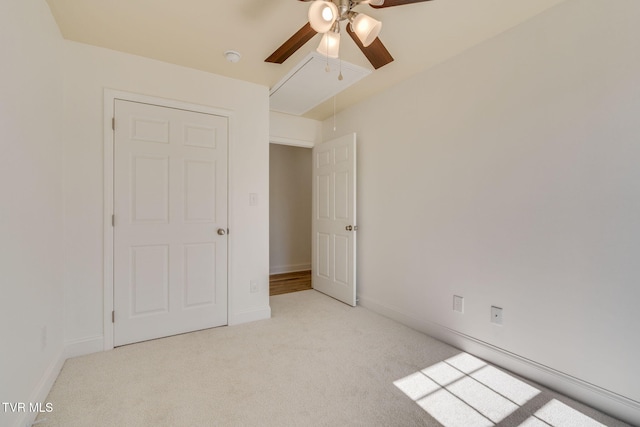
xmin=346 ymin=25 xmax=394 ymax=69
xmin=265 ymin=22 xmax=317 ymax=64
xmin=370 ymin=0 xmax=433 ymax=8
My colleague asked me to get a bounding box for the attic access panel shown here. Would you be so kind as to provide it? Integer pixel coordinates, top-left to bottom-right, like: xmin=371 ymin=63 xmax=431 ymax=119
xmin=269 ymin=52 xmax=372 ymax=116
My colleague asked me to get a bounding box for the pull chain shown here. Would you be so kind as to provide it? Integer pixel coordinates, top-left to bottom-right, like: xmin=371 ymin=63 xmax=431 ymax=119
xmin=333 ymin=95 xmax=337 ymax=131
xmin=325 ymin=36 xmax=331 ymax=72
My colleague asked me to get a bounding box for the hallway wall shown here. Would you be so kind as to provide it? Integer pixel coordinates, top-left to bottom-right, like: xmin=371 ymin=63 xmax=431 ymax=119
xmin=269 ymin=144 xmax=312 ymax=274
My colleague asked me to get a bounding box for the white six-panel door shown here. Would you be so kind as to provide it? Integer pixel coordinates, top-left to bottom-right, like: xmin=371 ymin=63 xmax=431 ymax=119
xmin=312 ymin=133 xmax=357 ymax=306
xmin=113 ymin=100 xmax=228 ymax=346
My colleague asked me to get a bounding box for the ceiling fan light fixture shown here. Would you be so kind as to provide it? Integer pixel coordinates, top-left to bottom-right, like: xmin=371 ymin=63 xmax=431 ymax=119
xmin=351 ymin=13 xmax=382 ymax=47
xmin=317 ymin=24 xmax=341 ymax=59
xmin=308 ymin=1 xmax=339 ymax=33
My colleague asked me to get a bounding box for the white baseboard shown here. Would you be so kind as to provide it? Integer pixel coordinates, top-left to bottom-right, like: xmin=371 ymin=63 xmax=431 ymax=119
xmin=14 ymin=349 xmax=65 ymax=427
xmin=269 ymin=263 xmax=311 ymax=275
xmin=12 ymin=337 xmax=104 ymax=427
xmin=358 ymin=294 xmax=640 ymax=427
xmin=229 ymin=305 xmax=271 ymax=326
xmin=64 ymin=335 xmax=104 ymax=359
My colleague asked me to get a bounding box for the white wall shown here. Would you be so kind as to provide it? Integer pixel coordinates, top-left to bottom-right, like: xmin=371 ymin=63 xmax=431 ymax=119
xmin=62 ymin=41 xmax=271 ymax=353
xmin=269 ymin=144 xmax=312 ymax=274
xmin=269 ymin=111 xmax=322 ymax=147
xmin=0 ymin=1 xmax=66 ymax=426
xmin=324 ymin=0 xmax=640 ymax=423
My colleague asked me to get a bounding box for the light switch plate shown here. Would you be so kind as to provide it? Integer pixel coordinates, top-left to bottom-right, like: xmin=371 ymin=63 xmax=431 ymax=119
xmin=453 ymin=295 xmax=464 ymax=313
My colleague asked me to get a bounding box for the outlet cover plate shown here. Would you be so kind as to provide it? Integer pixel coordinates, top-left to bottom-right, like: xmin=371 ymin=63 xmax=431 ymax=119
xmin=491 ymin=306 xmax=503 ymax=325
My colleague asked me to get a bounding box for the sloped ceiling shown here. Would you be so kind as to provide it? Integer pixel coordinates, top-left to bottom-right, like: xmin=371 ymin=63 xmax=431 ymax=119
xmin=45 ymin=0 xmax=566 ymax=120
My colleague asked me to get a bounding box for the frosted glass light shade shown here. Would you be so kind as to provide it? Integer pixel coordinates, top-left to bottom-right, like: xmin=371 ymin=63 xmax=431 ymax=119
xmin=317 ymin=31 xmax=340 ymax=58
xmin=351 ymin=13 xmax=382 ymax=47
xmin=308 ymin=1 xmax=339 ymax=33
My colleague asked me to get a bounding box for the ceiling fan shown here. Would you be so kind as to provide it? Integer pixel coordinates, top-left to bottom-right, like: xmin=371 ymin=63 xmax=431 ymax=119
xmin=265 ymin=0 xmax=433 ymax=69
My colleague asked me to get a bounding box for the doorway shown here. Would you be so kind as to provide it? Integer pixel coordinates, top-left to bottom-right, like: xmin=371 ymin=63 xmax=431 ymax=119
xmin=269 ymin=143 xmax=312 ymax=295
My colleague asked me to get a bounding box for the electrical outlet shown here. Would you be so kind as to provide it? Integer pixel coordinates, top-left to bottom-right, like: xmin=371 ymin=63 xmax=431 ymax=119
xmin=491 ymin=306 xmax=503 ymax=325
xmin=250 ymin=280 xmax=259 ymax=293
xmin=453 ymin=295 xmax=464 ymax=313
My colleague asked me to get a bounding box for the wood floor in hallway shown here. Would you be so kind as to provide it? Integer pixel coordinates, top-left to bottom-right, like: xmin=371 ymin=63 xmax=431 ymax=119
xmin=269 ymin=270 xmax=312 ymax=296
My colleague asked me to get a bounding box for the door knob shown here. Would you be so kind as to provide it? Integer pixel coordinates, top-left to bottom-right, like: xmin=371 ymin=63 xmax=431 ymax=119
xmin=346 ymin=225 xmax=353 ymax=231
xmin=217 ymin=228 xmax=226 ymax=236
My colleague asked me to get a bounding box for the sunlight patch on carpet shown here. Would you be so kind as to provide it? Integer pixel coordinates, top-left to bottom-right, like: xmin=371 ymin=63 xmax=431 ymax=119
xmin=417 ymin=387 xmax=494 ymax=427
xmin=393 ymin=352 xmax=599 ymax=426
xmin=395 ymin=353 xmax=535 ymax=424
xmin=394 ymin=353 xmax=606 ymax=426
xmin=525 ymin=399 xmax=607 ymax=427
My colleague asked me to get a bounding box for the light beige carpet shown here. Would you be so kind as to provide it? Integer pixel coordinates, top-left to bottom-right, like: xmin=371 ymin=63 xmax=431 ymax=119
xmin=36 ymin=290 xmax=628 ymax=426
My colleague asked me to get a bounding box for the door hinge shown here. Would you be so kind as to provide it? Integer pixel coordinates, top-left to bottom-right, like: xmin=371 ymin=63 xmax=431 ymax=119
xmin=112 ymin=311 xmax=115 ymax=323
xmin=112 ymin=117 xmax=115 ymax=131
xmin=112 ymin=214 xmax=115 ymax=227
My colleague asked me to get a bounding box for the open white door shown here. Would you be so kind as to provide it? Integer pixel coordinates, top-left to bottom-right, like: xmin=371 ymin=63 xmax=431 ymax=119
xmin=312 ymin=133 xmax=357 ymax=306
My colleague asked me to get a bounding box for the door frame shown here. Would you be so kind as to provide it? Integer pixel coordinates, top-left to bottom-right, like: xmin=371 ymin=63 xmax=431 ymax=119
xmin=269 ymin=136 xmax=315 ymax=149
xmin=103 ymin=89 xmax=235 ymax=350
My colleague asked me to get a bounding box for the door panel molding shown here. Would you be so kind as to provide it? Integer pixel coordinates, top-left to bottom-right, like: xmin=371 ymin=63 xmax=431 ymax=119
xmin=312 ymin=133 xmax=357 ymax=306
xmin=103 ymin=89 xmax=234 ymax=351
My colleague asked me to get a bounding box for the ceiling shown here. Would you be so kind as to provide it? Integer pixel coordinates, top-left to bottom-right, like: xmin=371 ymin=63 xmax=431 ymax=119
xmin=45 ymin=0 xmax=566 ymax=121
